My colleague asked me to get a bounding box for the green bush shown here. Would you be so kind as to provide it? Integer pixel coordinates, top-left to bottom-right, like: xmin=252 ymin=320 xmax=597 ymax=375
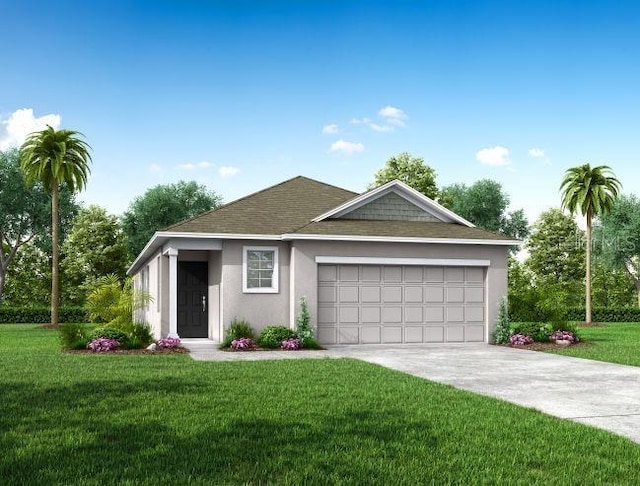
xmin=510 ymin=306 xmax=640 ymax=323
xmin=0 ymin=306 xmax=88 ymax=324
xmin=59 ymin=323 xmax=90 ymax=350
xmin=221 ymin=318 xmax=255 ymax=348
xmin=257 ymin=325 xmax=297 ymax=349
xmin=89 ymin=327 xmax=129 ymax=345
xmin=301 ymin=337 xmax=323 ymax=350
xmin=295 ymin=296 xmax=315 ymax=345
xmin=129 ymin=321 xmax=153 ymax=347
xmin=509 ymin=322 xmax=553 ymax=342
xmin=492 ymin=298 xmax=510 ymax=344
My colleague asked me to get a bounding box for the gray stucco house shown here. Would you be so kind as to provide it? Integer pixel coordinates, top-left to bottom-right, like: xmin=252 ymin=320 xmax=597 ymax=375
xmin=128 ymin=176 xmax=518 ymax=345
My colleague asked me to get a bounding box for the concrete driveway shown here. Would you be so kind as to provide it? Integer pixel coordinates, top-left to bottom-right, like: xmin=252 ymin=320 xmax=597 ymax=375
xmin=186 ymin=342 xmax=640 ymax=444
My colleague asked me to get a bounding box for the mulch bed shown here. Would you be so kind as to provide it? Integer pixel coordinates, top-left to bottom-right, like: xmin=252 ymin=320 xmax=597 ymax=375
xmin=222 ymin=347 xmax=324 ymax=352
xmin=504 ymin=341 xmax=592 ymax=352
xmin=63 ymin=347 xmax=189 ymax=355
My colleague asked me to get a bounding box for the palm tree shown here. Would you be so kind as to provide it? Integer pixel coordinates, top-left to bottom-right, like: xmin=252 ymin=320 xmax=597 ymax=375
xmin=560 ymin=163 xmax=621 ymax=324
xmin=19 ymin=126 xmax=91 ymax=327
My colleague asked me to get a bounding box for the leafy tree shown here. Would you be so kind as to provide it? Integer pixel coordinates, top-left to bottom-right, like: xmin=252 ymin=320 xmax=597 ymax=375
xmin=122 ymin=180 xmax=222 ymax=259
xmin=0 ymin=149 xmax=78 ymax=304
xmin=526 ymin=209 xmax=585 ymax=285
xmin=595 ymin=194 xmax=640 ymax=306
xmin=561 ymin=164 xmax=621 ymax=323
xmin=20 ymin=126 xmax=92 ymax=326
xmin=369 ymin=152 xmax=439 ymax=199
xmin=591 ymin=258 xmax=636 ymax=307
xmin=61 ymin=205 xmax=129 ymax=305
xmin=2 ymin=240 xmax=50 ymax=306
xmin=440 ymin=179 xmax=529 ymax=239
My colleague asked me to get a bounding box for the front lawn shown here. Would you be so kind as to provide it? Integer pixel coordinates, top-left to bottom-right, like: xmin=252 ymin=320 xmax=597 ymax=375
xmin=547 ymin=322 xmax=640 ymax=366
xmin=1 ymin=324 xmax=639 ymax=484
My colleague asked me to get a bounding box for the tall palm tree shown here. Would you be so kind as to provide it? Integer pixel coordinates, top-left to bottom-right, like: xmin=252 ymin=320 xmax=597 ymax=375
xmin=560 ymin=163 xmax=621 ymax=324
xmin=19 ymin=126 xmax=91 ymax=327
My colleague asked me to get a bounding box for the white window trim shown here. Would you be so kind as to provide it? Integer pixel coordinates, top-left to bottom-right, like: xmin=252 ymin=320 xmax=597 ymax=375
xmin=243 ymin=246 xmax=279 ymax=294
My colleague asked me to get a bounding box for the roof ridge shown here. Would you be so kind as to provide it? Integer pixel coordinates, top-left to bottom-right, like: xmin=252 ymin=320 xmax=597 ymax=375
xmin=164 ymin=176 xmax=355 ymax=231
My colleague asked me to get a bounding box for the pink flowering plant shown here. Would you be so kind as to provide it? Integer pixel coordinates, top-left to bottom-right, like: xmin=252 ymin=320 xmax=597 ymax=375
xmin=509 ymin=334 xmax=534 ymax=346
xmin=87 ymin=337 xmax=120 ymax=352
xmin=549 ymin=330 xmax=579 ymax=343
xmin=281 ymin=337 xmax=301 ymax=350
xmin=231 ymin=337 xmax=256 ymax=350
xmin=157 ymin=337 xmax=181 ymax=349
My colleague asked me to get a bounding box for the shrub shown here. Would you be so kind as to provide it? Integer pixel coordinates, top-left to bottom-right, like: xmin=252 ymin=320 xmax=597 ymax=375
xmin=301 ymin=338 xmax=323 ymax=350
xmin=89 ymin=327 xmax=129 ymax=344
xmin=549 ymin=330 xmax=579 ymax=343
xmin=157 ymin=337 xmax=181 ymax=349
xmin=258 ymin=325 xmax=297 ymax=349
xmin=0 ymin=306 xmax=88 ymax=324
xmin=86 ymin=275 xmax=152 ymax=327
xmin=87 ymin=338 xmax=120 ymax=352
xmin=281 ymin=337 xmax=301 ymax=350
xmin=510 ymin=322 xmax=552 ymax=342
xmin=59 ymin=323 xmax=90 ymax=350
xmin=493 ymin=298 xmax=510 ymax=344
xmin=295 ymin=297 xmax=314 ymax=345
xmin=509 ymin=334 xmax=534 ymax=346
xmin=231 ymin=337 xmax=256 ymax=350
xmin=129 ymin=321 xmax=153 ymax=347
xmin=221 ymin=318 xmax=255 ymax=348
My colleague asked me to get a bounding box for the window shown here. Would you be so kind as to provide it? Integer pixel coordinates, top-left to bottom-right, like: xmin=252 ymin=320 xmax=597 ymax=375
xmin=243 ymin=246 xmax=279 ymax=293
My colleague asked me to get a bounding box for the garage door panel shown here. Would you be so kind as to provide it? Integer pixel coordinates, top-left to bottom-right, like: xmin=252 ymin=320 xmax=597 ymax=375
xmin=405 ymin=306 xmax=423 ymax=323
xmin=339 ymin=307 xmax=359 ymax=323
xmin=405 ymin=326 xmax=423 ymax=343
xmin=318 ymin=264 xmax=486 ymax=344
xmin=338 ymin=327 xmax=359 ymax=344
xmin=361 ymin=326 xmax=381 ymax=343
xmin=361 ymin=286 xmax=381 ymax=303
xmin=425 ymin=326 xmax=444 ymax=342
xmin=446 ymin=326 xmax=465 ymax=342
xmin=361 ymin=307 xmax=381 ymax=323
xmin=339 ymin=286 xmax=359 ymax=303
xmin=466 ymin=325 xmax=484 ymax=342
xmin=318 ymin=286 xmax=336 ymax=303
xmin=382 ymin=306 xmax=402 ymax=323
xmin=425 ymin=287 xmax=444 ymax=302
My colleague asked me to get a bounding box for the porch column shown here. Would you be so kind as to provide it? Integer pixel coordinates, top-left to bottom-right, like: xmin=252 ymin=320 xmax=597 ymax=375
xmin=166 ymin=247 xmax=179 ymax=338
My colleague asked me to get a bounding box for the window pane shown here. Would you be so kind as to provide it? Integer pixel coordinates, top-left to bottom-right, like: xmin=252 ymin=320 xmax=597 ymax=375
xmin=245 ymin=249 xmax=276 ymax=290
xmin=247 ymin=278 xmax=261 ymax=288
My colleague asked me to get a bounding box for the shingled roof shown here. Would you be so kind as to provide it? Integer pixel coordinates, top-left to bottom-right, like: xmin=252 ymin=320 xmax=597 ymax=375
xmin=165 ymin=176 xmax=357 ymax=235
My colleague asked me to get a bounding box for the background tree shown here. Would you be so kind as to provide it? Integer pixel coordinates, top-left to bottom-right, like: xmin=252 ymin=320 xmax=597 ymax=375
xmin=595 ymin=194 xmax=640 ymax=305
xmin=440 ymin=179 xmax=529 ymax=239
xmin=122 ymin=180 xmax=222 ymax=259
xmin=561 ymin=163 xmax=621 ymax=323
xmin=369 ymin=152 xmax=439 ymax=199
xmin=2 ymin=240 xmax=50 ymax=307
xmin=20 ymin=127 xmax=92 ymax=326
xmin=61 ymin=205 xmax=129 ymax=305
xmin=0 ymin=149 xmax=78 ymax=304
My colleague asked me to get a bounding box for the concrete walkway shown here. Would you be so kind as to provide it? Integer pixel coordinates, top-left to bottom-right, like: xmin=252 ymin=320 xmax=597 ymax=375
xmin=185 ymin=342 xmax=640 ymax=444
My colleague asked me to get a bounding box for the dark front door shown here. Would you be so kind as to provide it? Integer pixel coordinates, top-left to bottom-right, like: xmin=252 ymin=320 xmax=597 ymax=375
xmin=178 ymin=261 xmax=209 ymax=338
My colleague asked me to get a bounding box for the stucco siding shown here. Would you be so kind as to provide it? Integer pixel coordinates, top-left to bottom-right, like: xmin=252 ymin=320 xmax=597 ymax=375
xmin=221 ymin=240 xmax=292 ymax=335
xmin=340 ymin=192 xmax=441 ymax=222
xmin=291 ymin=240 xmax=508 ymax=342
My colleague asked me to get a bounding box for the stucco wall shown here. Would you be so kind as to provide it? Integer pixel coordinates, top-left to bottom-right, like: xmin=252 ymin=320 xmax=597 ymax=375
xmin=135 ymin=251 xmax=163 ymax=339
xmin=290 ymin=240 xmax=509 ymax=342
xmin=221 ymin=240 xmax=291 ymax=334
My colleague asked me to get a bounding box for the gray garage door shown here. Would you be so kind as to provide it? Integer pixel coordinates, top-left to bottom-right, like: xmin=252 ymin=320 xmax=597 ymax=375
xmin=317 ymin=264 xmax=486 ymax=344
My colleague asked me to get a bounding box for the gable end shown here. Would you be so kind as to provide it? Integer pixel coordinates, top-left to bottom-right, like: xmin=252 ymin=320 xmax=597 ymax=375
xmin=337 ymin=191 xmax=442 ymax=222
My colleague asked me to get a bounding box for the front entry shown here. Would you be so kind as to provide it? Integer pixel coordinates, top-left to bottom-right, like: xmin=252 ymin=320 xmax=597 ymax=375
xmin=177 ymin=261 xmax=209 ymax=338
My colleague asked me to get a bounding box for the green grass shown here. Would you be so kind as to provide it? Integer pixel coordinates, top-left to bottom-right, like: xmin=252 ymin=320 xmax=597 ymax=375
xmin=547 ymin=322 xmax=640 ymax=366
xmin=1 ymin=324 xmax=639 ymax=485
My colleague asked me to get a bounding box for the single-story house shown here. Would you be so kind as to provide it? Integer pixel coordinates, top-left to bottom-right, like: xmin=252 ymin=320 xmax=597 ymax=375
xmin=128 ymin=176 xmax=519 ymax=345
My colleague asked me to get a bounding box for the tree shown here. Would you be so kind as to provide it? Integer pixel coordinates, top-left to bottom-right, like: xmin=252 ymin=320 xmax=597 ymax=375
xmin=440 ymin=179 xmax=529 ymax=239
xmin=560 ymin=163 xmax=621 ymax=323
xmin=19 ymin=126 xmax=92 ymax=326
xmin=0 ymin=149 xmax=78 ymax=304
xmin=526 ymin=209 xmax=585 ymax=285
xmin=122 ymin=180 xmax=222 ymax=259
xmin=369 ymin=152 xmax=439 ymax=199
xmin=595 ymin=194 xmax=640 ymax=306
xmin=2 ymin=240 xmax=50 ymax=307
xmin=61 ymin=205 xmax=129 ymax=305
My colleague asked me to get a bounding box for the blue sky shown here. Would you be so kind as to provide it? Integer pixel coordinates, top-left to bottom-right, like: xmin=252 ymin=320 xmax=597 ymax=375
xmin=2 ymin=0 xmax=639 ymax=224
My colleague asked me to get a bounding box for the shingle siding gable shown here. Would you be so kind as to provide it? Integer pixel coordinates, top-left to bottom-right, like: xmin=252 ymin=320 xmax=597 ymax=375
xmin=338 ymin=191 xmax=442 ymax=222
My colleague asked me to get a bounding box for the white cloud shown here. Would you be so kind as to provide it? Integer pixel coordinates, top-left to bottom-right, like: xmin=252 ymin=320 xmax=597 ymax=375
xmin=149 ymin=163 xmax=164 ymax=174
xmin=349 ymin=117 xmax=371 ymax=125
xmin=329 ymin=139 xmax=364 ymax=154
xmin=218 ymin=166 xmax=240 ymax=178
xmin=476 ymin=145 xmax=511 ymax=166
xmin=0 ymin=108 xmax=61 ymax=150
xmin=528 ymin=147 xmax=545 ymax=158
xmin=322 ymin=124 xmax=339 ymax=134
xmin=178 ymin=161 xmax=214 ymax=170
xmin=378 ymin=105 xmax=407 ymax=127
xmin=368 ymin=122 xmax=394 ymax=132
